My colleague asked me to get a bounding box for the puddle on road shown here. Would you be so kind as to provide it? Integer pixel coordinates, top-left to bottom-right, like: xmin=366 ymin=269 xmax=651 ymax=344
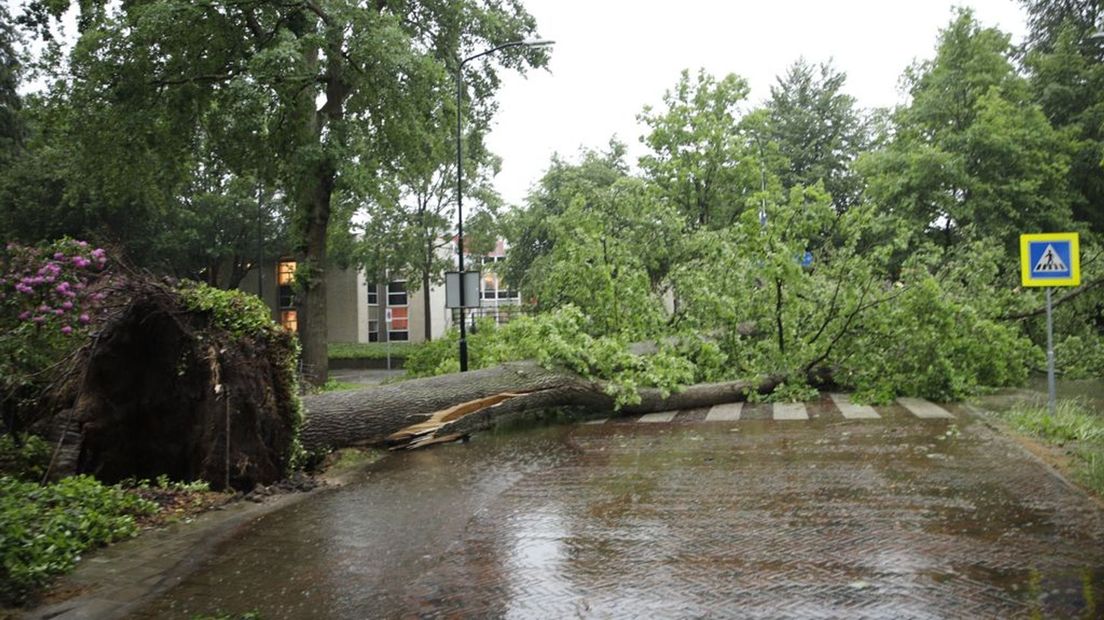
xmin=131 ymin=414 xmax=1104 ymax=619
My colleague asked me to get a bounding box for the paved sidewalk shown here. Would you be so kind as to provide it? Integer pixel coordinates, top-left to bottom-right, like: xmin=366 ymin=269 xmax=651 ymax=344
xmin=23 ymin=495 xmax=307 ymax=620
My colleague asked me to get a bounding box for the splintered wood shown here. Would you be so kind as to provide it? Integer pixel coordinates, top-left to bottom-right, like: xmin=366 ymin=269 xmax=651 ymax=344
xmin=386 ymin=392 xmax=526 ymax=450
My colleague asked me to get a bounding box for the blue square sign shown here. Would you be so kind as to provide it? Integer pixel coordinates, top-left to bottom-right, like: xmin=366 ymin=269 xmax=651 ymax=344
xmin=1020 ymin=233 xmax=1080 ymax=287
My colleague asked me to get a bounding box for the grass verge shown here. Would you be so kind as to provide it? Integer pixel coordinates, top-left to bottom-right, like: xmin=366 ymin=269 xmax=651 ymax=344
xmin=328 ymin=342 xmax=421 ymax=360
xmin=991 ymin=398 xmax=1104 ymax=495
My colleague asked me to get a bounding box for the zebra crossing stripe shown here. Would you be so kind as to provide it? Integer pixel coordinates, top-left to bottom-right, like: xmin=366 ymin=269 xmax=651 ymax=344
xmin=638 ymin=411 xmax=678 ymax=423
xmin=829 ymin=393 xmax=879 ymax=419
xmin=897 ymin=397 xmax=954 ymax=419
xmin=773 ymin=403 xmax=808 ymax=421
xmin=705 ymin=403 xmax=743 ymax=422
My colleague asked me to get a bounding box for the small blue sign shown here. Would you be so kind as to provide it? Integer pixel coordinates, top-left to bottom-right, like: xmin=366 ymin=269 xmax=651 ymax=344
xmin=1020 ymin=232 xmax=1080 ymax=287
xmin=1026 ymin=240 xmax=1072 ymax=279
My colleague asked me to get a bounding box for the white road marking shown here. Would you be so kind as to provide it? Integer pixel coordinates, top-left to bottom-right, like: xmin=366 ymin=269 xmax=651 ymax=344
xmin=897 ymin=397 xmax=955 ymax=419
xmin=773 ymin=403 xmax=808 ymax=421
xmin=829 ymin=393 xmax=880 ymax=419
xmin=705 ymin=403 xmax=743 ymax=422
xmin=638 ymin=411 xmax=678 ymax=423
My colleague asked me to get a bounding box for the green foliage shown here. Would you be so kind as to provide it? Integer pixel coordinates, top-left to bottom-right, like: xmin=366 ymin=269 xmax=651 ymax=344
xmin=764 ymin=59 xmax=868 ymax=212
xmin=521 ymin=178 xmax=676 ymax=339
xmin=838 ymin=274 xmax=1037 ymax=404
xmin=121 ymin=475 xmax=211 ymax=494
xmin=861 ymin=8 xmax=1075 ymax=253
xmin=1024 ymin=15 xmax=1104 ymax=233
xmin=316 ymin=379 xmax=362 ymax=393
xmin=1055 ymin=333 xmax=1104 ymax=380
xmin=639 ymin=69 xmax=760 ymax=228
xmin=177 ymin=281 xmax=281 ymax=340
xmin=406 ymin=308 xmax=695 ymax=408
xmin=502 ymin=142 xmax=633 ymax=294
xmin=0 ymin=475 xmax=158 ymax=605
xmin=0 ymin=434 xmax=51 ymax=482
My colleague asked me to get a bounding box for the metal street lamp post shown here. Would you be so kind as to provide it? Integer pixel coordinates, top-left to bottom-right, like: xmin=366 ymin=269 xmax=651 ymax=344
xmin=456 ymin=38 xmax=554 ymax=372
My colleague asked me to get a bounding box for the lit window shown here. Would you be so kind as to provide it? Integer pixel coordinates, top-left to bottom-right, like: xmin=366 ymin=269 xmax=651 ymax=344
xmin=280 ymin=310 xmax=298 ymax=333
xmin=277 ymin=260 xmax=296 ymax=286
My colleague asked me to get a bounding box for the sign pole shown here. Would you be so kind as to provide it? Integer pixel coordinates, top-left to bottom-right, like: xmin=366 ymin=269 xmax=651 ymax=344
xmin=385 ymin=308 xmax=392 ymax=371
xmin=1046 ymin=287 xmax=1056 ymax=416
xmin=1020 ymin=232 xmax=1079 ymax=417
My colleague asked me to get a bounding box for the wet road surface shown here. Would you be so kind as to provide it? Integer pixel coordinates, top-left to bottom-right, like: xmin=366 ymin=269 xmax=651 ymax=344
xmin=132 ymin=397 xmax=1104 ymax=619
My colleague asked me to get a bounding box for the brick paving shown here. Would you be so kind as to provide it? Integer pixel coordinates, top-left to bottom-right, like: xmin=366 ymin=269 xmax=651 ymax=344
xmin=118 ymin=397 xmax=1104 ymax=619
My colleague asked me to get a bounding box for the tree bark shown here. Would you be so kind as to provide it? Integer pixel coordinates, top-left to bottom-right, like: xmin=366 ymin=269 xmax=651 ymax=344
xmin=299 ymin=362 xmax=783 ymax=452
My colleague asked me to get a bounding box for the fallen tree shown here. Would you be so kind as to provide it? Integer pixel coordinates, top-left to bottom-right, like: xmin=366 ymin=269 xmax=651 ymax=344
xmin=300 ymin=361 xmax=787 ymax=452
xmin=37 ymin=279 xmax=301 ymax=491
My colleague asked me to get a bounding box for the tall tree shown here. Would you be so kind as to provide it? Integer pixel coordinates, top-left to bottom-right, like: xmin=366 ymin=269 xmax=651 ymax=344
xmin=859 ymin=9 xmax=1075 ymax=252
xmin=1023 ymin=14 xmax=1104 ymax=232
xmin=764 ymin=59 xmax=868 ymax=212
xmin=502 ymin=142 xmax=631 ymax=294
xmin=1020 ymin=0 xmax=1103 ymax=52
xmin=0 ymin=3 xmax=23 ymax=165
xmin=638 ymin=69 xmax=760 ymax=229
xmin=22 ymin=0 xmax=546 ymax=384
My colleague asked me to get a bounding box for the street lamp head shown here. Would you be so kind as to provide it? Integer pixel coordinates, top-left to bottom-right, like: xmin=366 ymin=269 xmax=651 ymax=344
xmin=521 ymin=39 xmax=556 ymax=49
xmin=1090 ymin=30 xmax=1104 ymax=41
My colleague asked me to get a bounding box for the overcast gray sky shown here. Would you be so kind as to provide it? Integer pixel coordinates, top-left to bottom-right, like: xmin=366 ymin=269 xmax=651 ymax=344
xmin=483 ymin=0 xmax=1028 ymax=206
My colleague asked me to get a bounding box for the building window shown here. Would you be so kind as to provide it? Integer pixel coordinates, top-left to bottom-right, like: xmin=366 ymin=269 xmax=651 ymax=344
xmin=388 ymin=306 xmax=409 ymax=341
xmin=387 ymin=281 xmax=407 ymax=306
xmin=277 ymin=260 xmax=297 ymax=332
xmin=280 ymin=310 xmax=298 ymax=333
xmin=368 ymin=319 xmax=379 ymax=342
xmin=482 ymin=273 xmax=497 ymax=299
xmin=367 ymin=283 xmax=378 ymax=306
xmin=277 ymin=260 xmax=296 ymax=286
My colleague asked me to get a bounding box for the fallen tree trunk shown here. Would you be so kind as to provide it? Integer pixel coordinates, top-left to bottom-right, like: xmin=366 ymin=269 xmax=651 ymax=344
xmin=299 ymin=361 xmax=784 ymax=452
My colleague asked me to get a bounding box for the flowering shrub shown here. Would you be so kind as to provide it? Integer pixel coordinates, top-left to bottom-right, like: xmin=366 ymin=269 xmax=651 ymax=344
xmin=0 ymin=240 xmax=110 ymax=433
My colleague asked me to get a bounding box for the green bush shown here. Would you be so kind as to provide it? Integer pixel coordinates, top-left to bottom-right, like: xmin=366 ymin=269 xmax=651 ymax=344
xmin=0 ymin=434 xmax=52 ymax=482
xmin=0 ymin=475 xmax=158 ymax=605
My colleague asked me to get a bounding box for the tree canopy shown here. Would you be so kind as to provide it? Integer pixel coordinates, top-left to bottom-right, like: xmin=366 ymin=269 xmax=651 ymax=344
xmin=6 ymin=0 xmax=549 ymax=383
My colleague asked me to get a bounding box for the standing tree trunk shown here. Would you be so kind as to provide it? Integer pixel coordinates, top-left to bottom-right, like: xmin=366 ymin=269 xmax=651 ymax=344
xmin=294 ymin=21 xmax=352 ymax=387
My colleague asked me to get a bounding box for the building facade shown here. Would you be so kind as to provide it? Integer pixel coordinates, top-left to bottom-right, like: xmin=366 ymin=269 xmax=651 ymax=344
xmin=239 ymin=240 xmax=519 ymax=344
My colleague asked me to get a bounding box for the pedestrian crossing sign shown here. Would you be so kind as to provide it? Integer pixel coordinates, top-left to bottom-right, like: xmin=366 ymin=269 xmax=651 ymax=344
xmin=1020 ymin=232 xmax=1080 ymax=287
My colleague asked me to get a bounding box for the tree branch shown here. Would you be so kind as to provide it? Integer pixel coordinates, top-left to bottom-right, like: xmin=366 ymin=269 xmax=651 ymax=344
xmin=999 ymin=276 xmax=1104 ymax=321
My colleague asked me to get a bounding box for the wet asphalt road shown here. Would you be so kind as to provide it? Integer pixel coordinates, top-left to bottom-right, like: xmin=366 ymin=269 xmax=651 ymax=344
xmin=132 ymin=398 xmax=1104 ymax=619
